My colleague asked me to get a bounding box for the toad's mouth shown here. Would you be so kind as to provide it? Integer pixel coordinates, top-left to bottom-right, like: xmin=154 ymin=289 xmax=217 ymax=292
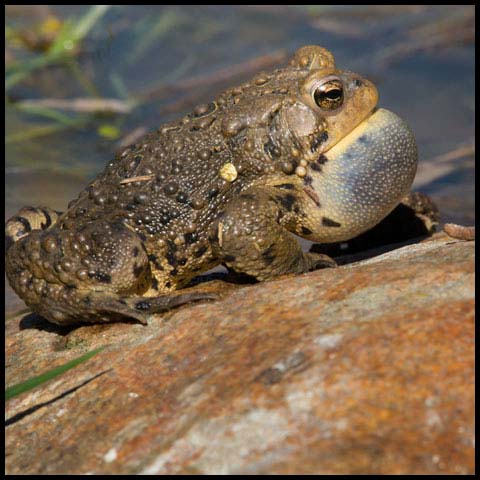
xmin=308 ymin=107 xmax=380 ymax=160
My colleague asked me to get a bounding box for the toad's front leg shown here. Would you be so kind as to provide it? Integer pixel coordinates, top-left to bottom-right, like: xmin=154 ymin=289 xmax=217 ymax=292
xmin=213 ymin=187 xmax=336 ymax=281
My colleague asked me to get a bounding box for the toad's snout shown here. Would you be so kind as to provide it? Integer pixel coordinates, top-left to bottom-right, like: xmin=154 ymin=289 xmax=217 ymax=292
xmin=309 ymin=108 xmax=418 ymax=243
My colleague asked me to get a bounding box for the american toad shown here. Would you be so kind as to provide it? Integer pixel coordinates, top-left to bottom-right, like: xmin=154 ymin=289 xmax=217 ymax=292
xmin=5 ymin=46 xmax=424 ymax=325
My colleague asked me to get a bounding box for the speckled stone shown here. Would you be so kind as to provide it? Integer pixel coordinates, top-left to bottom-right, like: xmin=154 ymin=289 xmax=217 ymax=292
xmin=5 ymin=233 xmax=474 ymax=474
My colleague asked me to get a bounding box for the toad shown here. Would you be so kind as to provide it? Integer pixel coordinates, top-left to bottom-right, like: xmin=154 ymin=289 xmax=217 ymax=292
xmin=5 ymin=46 xmax=432 ymax=325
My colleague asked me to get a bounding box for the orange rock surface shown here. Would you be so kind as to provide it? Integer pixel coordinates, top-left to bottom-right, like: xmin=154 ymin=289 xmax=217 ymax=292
xmin=5 ymin=233 xmax=474 ymax=474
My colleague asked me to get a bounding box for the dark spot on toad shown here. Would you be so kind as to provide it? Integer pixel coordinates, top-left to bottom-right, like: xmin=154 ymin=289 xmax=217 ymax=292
xmin=262 ymin=245 xmax=276 ymax=265
xmin=165 ymin=241 xmax=178 ymax=267
xmin=40 ymin=208 xmax=52 ymax=228
xmin=278 ymin=193 xmax=296 ymax=212
xmin=185 ymin=232 xmax=198 ymax=245
xmin=12 ymin=216 xmax=31 ymax=234
xmin=160 ymin=213 xmax=171 ymax=225
xmin=135 ymin=300 xmax=151 ymax=311
xmin=322 ymin=217 xmax=342 ymax=227
xmin=88 ymin=271 xmax=112 ymax=284
xmin=303 ymin=175 xmax=313 ymax=186
xmin=317 ymin=154 xmax=328 ymax=165
xmin=133 ymin=263 xmax=144 ymax=278
xmin=148 ymin=253 xmax=163 ymax=270
xmin=194 ymin=245 xmax=208 ymax=258
xmin=311 ymin=131 xmax=329 ymax=152
xmin=208 ymin=187 xmax=219 ymax=199
xmin=176 ymin=191 xmax=188 ymax=204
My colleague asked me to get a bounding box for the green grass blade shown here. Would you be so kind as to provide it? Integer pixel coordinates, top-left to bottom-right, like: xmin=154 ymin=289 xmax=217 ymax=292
xmin=47 ymin=5 xmax=111 ymax=56
xmin=5 ymin=346 xmax=105 ymax=400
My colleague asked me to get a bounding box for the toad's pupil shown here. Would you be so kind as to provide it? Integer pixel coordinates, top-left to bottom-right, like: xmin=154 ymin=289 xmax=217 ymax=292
xmin=325 ymin=89 xmax=341 ymax=100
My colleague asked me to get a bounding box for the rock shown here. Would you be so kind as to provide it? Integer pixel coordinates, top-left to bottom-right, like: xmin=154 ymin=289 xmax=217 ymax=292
xmin=5 ymin=233 xmax=474 ymax=474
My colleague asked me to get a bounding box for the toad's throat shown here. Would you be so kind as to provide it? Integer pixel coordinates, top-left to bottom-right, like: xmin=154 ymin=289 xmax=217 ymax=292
xmin=307 ymin=108 xmax=418 ymax=243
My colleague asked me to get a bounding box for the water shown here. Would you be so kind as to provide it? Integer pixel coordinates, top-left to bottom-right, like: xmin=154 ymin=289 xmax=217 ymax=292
xmin=5 ymin=5 xmax=475 ymax=313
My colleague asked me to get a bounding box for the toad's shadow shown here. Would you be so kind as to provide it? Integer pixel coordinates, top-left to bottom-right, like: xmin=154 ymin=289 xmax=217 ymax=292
xmin=19 ymin=312 xmax=77 ymax=335
xmin=18 ymin=311 xmax=140 ymax=335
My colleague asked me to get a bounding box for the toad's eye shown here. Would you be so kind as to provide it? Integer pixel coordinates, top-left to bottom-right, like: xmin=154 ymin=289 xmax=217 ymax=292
xmin=313 ymin=78 xmax=344 ymax=110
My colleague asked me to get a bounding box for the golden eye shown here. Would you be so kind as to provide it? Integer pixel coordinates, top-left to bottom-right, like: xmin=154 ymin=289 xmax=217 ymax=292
xmin=313 ymin=78 xmax=344 ymax=110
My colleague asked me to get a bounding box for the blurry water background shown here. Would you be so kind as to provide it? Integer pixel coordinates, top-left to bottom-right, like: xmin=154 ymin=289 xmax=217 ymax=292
xmin=5 ymin=5 xmax=475 ymax=313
